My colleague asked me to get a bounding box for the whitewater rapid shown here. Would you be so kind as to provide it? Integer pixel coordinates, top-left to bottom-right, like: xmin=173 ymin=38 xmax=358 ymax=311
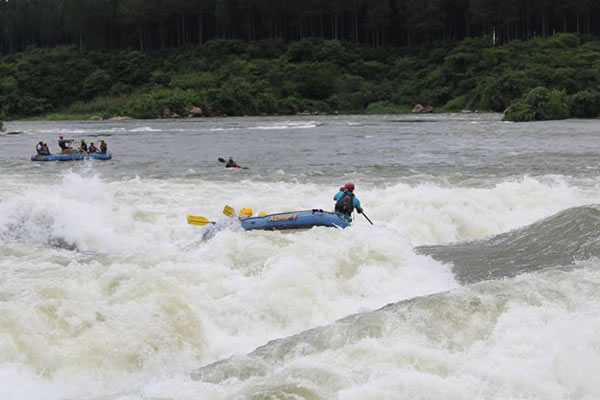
xmin=1 ymin=115 xmax=600 ymax=399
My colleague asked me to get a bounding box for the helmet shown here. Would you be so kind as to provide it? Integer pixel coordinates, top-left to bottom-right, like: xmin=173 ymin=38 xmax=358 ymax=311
xmin=239 ymin=207 xmax=253 ymax=217
xmin=257 ymin=211 xmax=267 ymax=216
xmin=90 ymin=141 xmax=94 ymax=144
xmin=344 ymin=182 xmax=355 ymax=192
xmin=59 ymin=135 xmax=64 ymax=138
xmin=100 ymin=138 xmax=104 ymax=142
xmin=38 ymin=140 xmax=43 ymax=144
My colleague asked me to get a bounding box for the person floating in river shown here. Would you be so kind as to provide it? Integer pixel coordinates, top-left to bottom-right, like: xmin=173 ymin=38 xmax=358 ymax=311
xmin=333 ymin=182 xmax=363 ymax=223
xmin=225 ymin=157 xmax=239 ymax=168
xmin=99 ymin=138 xmax=107 ymax=154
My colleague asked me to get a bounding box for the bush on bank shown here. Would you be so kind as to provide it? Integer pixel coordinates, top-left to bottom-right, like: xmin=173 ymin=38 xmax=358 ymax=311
xmin=504 ymin=87 xmax=570 ymax=121
xmin=568 ymin=90 xmax=600 ymax=118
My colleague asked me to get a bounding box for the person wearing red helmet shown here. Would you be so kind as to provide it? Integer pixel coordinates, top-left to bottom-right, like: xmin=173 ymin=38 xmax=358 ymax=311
xmin=57 ymin=134 xmax=74 ymax=154
xmin=333 ymin=182 xmax=363 ymax=223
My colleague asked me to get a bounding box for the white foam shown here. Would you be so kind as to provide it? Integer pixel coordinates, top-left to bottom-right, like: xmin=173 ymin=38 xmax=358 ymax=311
xmin=183 ymin=266 xmax=600 ymax=400
xmin=255 ymin=121 xmax=318 ymax=130
xmin=1 ymin=171 xmax=599 ymax=398
xmin=129 ymin=127 xmax=162 ymax=132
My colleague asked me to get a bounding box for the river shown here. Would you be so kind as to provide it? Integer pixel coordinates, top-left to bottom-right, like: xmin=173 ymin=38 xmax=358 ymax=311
xmin=1 ymin=114 xmax=599 ymax=399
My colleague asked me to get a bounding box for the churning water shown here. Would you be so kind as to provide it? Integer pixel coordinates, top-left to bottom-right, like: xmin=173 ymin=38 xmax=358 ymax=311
xmin=1 ymin=114 xmax=599 ymax=399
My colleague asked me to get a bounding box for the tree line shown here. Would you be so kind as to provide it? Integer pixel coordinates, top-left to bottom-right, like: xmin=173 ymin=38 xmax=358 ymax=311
xmin=1 ymin=33 xmax=599 ymax=122
xmin=1 ymin=0 xmax=600 ymax=54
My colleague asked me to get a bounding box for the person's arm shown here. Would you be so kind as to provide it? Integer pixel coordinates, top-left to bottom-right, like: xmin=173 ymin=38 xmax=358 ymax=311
xmin=354 ymin=197 xmax=363 ymax=213
xmin=334 ymin=191 xmax=343 ymax=201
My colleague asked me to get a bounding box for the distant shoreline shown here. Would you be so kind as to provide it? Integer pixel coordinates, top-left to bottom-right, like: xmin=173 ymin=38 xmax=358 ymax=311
xmin=14 ymin=109 xmax=494 ymax=123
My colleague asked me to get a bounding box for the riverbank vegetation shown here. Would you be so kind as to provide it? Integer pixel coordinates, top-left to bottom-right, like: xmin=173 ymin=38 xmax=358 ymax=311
xmin=1 ymin=1 xmax=599 ymax=121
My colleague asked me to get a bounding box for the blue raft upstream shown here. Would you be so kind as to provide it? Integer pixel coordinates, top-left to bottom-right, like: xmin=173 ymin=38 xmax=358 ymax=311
xmin=31 ymin=151 xmax=113 ymax=161
xmin=240 ymin=209 xmax=350 ymax=231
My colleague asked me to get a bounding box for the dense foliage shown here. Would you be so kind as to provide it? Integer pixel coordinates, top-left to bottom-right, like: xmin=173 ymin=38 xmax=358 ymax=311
xmin=1 ymin=34 xmax=599 ymax=120
xmin=1 ymin=0 xmax=600 ymax=53
xmin=504 ymin=87 xmax=569 ymax=121
xmin=568 ymin=90 xmax=600 ymax=118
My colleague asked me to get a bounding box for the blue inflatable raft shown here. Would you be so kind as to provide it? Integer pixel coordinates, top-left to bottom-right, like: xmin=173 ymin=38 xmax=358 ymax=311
xmin=240 ymin=209 xmax=350 ymax=231
xmin=31 ymin=151 xmax=112 ymax=161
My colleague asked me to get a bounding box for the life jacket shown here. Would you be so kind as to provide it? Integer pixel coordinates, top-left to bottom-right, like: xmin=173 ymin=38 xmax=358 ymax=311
xmin=335 ymin=191 xmax=355 ymax=215
xmin=88 ymin=145 xmax=97 ymax=153
xmin=100 ymin=142 xmax=107 ymax=153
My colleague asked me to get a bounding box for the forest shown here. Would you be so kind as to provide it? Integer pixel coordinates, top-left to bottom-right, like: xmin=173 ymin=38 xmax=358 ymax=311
xmin=1 ymin=0 xmax=600 ymax=53
xmin=1 ymin=1 xmax=600 ymax=121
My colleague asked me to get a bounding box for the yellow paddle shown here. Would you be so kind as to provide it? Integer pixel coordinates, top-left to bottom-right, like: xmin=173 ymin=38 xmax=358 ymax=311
xmin=186 ymin=215 xmax=216 ymax=226
xmin=223 ymin=205 xmax=235 ymax=217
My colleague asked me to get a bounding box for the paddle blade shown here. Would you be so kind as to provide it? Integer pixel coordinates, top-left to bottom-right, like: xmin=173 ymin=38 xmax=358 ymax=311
xmin=223 ymin=205 xmax=235 ymax=217
xmin=218 ymin=157 xmax=226 ymax=163
xmin=187 ymin=215 xmax=215 ymax=226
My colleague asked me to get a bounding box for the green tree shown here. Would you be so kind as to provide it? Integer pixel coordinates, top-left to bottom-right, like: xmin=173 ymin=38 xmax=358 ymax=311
xmin=504 ymin=86 xmax=570 ymax=121
xmin=215 ymin=0 xmax=237 ymax=38
xmin=82 ymin=69 xmax=112 ymax=99
xmin=568 ymin=90 xmax=600 ymax=117
xmin=365 ymin=0 xmax=391 ymax=46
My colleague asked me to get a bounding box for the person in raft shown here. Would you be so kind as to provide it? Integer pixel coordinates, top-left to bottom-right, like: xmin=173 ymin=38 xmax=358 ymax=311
xmin=40 ymin=142 xmax=50 ymax=155
xmin=36 ymin=141 xmax=51 ymax=155
xmin=225 ymin=157 xmax=240 ymax=168
xmin=88 ymin=141 xmax=98 ymax=153
xmin=79 ymin=139 xmax=88 ymax=153
xmin=58 ymin=134 xmax=75 ymax=154
xmin=99 ymin=138 xmax=107 ymax=154
xmin=333 ymin=182 xmax=363 ymax=223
